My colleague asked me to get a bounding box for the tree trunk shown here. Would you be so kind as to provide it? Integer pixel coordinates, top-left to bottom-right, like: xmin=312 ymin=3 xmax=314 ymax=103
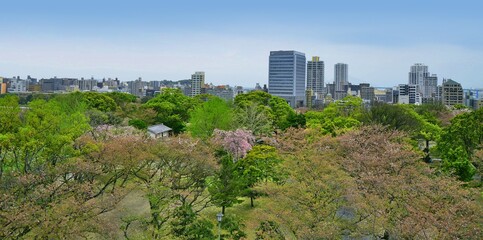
xmin=222 ymin=205 xmax=225 ymax=214
xmin=250 ymin=195 xmax=254 ymax=207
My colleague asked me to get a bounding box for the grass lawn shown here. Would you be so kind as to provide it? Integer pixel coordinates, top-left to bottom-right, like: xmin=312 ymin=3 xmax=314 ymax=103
xmin=201 ymin=196 xmax=296 ymax=239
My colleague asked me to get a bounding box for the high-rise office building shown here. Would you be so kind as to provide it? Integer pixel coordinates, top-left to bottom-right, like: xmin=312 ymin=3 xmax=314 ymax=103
xmin=423 ymin=74 xmax=438 ymax=97
xmin=307 ymin=56 xmax=324 ymax=99
xmin=408 ymin=63 xmax=441 ymax=99
xmin=334 ymin=63 xmax=348 ymax=100
xmin=409 ymin=63 xmax=429 ymax=86
xmin=190 ymin=71 xmax=205 ymax=97
xmin=268 ymin=50 xmax=306 ymax=108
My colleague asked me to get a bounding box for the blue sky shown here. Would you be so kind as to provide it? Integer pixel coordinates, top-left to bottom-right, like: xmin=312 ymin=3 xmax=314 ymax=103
xmin=1 ymin=0 xmax=482 ymax=88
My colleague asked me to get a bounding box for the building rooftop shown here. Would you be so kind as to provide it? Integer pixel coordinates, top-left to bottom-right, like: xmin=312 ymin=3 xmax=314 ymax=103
xmin=443 ymin=79 xmax=460 ymax=86
xmin=147 ymin=124 xmax=172 ymax=134
xmin=270 ymin=50 xmax=305 ymax=56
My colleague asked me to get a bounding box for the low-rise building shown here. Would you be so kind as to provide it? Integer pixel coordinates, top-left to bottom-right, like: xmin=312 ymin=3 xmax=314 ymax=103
xmin=398 ymin=84 xmax=420 ymax=104
xmin=40 ymin=77 xmax=79 ymax=92
xmin=147 ymin=124 xmax=172 ymax=138
xmin=0 ymin=77 xmax=6 ymax=94
xmin=206 ymin=85 xmax=234 ymax=101
xmin=127 ymin=77 xmax=148 ymax=97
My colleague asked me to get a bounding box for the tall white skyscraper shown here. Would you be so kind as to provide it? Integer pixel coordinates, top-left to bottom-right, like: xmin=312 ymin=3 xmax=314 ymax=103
xmin=409 ymin=63 xmax=438 ymax=98
xmin=268 ymin=50 xmax=306 ymax=108
xmin=409 ymin=63 xmax=429 ymax=86
xmin=307 ymin=56 xmax=324 ymax=99
xmin=190 ymin=71 xmax=205 ymax=97
xmin=334 ymin=63 xmax=348 ymax=100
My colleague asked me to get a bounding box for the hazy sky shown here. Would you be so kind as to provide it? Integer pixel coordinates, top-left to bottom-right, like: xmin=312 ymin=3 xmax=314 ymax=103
xmin=1 ymin=0 xmax=482 ymax=88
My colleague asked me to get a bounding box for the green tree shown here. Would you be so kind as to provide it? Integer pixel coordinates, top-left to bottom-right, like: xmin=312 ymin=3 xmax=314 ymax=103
xmin=234 ymin=91 xmax=295 ymax=130
xmin=144 ymin=88 xmax=198 ymax=133
xmin=338 ymin=125 xmax=482 ymax=239
xmin=134 ymin=134 xmax=216 ymax=238
xmin=82 ymin=92 xmax=117 ymax=112
xmin=0 ymin=127 xmax=150 ymax=239
xmin=171 ymin=205 xmax=214 ymax=240
xmin=237 ymin=145 xmax=283 ymax=207
xmin=106 ymin=91 xmax=137 ymax=105
xmin=233 ymin=103 xmax=273 ymax=136
xmin=52 ymin=92 xmax=88 ymax=115
xmin=255 ymin=221 xmax=284 ymax=240
xmin=106 ymin=91 xmax=137 ymax=114
xmin=0 ymin=95 xmax=21 ymax=179
xmin=220 ymin=215 xmax=247 ymax=240
xmin=438 ymin=108 xmax=483 ymax=181
xmin=128 ymin=119 xmax=148 ymax=130
xmin=335 ymin=95 xmax=364 ymax=119
xmin=0 ymin=95 xmax=21 ymax=134
xmin=234 ymin=90 xmax=273 ymax=107
xmin=6 ymin=99 xmax=89 ymax=173
xmin=364 ymin=103 xmax=424 ymax=133
xmin=305 ymin=96 xmax=363 ymax=137
xmin=414 ymin=102 xmax=447 ymax=126
xmin=208 ymin=153 xmax=244 ymax=214
xmin=188 ymin=97 xmax=233 ymax=139
xmin=441 ymin=146 xmax=476 ymax=181
xmin=280 ymin=111 xmax=306 ymax=130
xmin=193 ymin=93 xmax=216 ymax=103
xmin=269 ymin=95 xmax=296 ymax=129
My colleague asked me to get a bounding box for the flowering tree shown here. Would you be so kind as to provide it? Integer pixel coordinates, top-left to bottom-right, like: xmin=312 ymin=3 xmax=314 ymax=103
xmin=209 ymin=129 xmax=255 ymax=214
xmin=212 ymin=129 xmax=255 ymax=161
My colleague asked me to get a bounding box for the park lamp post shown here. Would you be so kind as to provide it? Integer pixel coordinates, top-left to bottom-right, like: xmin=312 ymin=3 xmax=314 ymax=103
xmin=216 ymin=212 xmax=224 ymax=240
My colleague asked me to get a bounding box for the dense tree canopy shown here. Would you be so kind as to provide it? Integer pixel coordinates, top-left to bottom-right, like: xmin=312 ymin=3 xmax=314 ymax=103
xmin=188 ymin=97 xmax=233 ymax=139
xmin=234 ymin=91 xmax=295 ymax=130
xmin=143 ymin=88 xmax=199 ymax=133
xmin=305 ymin=96 xmax=363 ymax=137
xmin=1 ymin=91 xmax=481 ymax=239
xmin=438 ymin=108 xmax=483 ymax=180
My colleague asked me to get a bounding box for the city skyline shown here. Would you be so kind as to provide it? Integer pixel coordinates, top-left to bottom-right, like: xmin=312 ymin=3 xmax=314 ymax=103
xmin=1 ymin=0 xmax=483 ymax=88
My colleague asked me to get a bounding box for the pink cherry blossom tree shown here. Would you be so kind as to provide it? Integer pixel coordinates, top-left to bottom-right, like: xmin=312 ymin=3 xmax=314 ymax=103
xmin=212 ymin=129 xmax=255 ymax=161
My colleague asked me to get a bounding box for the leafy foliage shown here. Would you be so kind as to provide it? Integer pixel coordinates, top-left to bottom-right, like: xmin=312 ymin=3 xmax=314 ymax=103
xmin=207 ymin=153 xmax=245 ymax=214
xmin=234 ymin=91 xmax=295 ymax=130
xmin=188 ymin=97 xmax=233 ymax=139
xmin=128 ymin=118 xmax=148 ymax=130
xmin=144 ymin=88 xmax=199 ymax=133
xmin=171 ymin=205 xmax=214 ymax=240
xmin=255 ymin=221 xmax=284 ymax=240
xmin=220 ymin=215 xmax=247 ymax=240
xmin=1 ymin=90 xmax=481 ymax=239
xmin=82 ymin=92 xmax=117 ymax=112
xmin=233 ymin=103 xmax=273 ymax=136
xmin=338 ymin=125 xmax=481 ymax=239
xmin=305 ymin=96 xmax=364 ymax=137
xmin=237 ymin=145 xmax=284 ymax=207
xmin=438 ymin=108 xmax=482 ymax=180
